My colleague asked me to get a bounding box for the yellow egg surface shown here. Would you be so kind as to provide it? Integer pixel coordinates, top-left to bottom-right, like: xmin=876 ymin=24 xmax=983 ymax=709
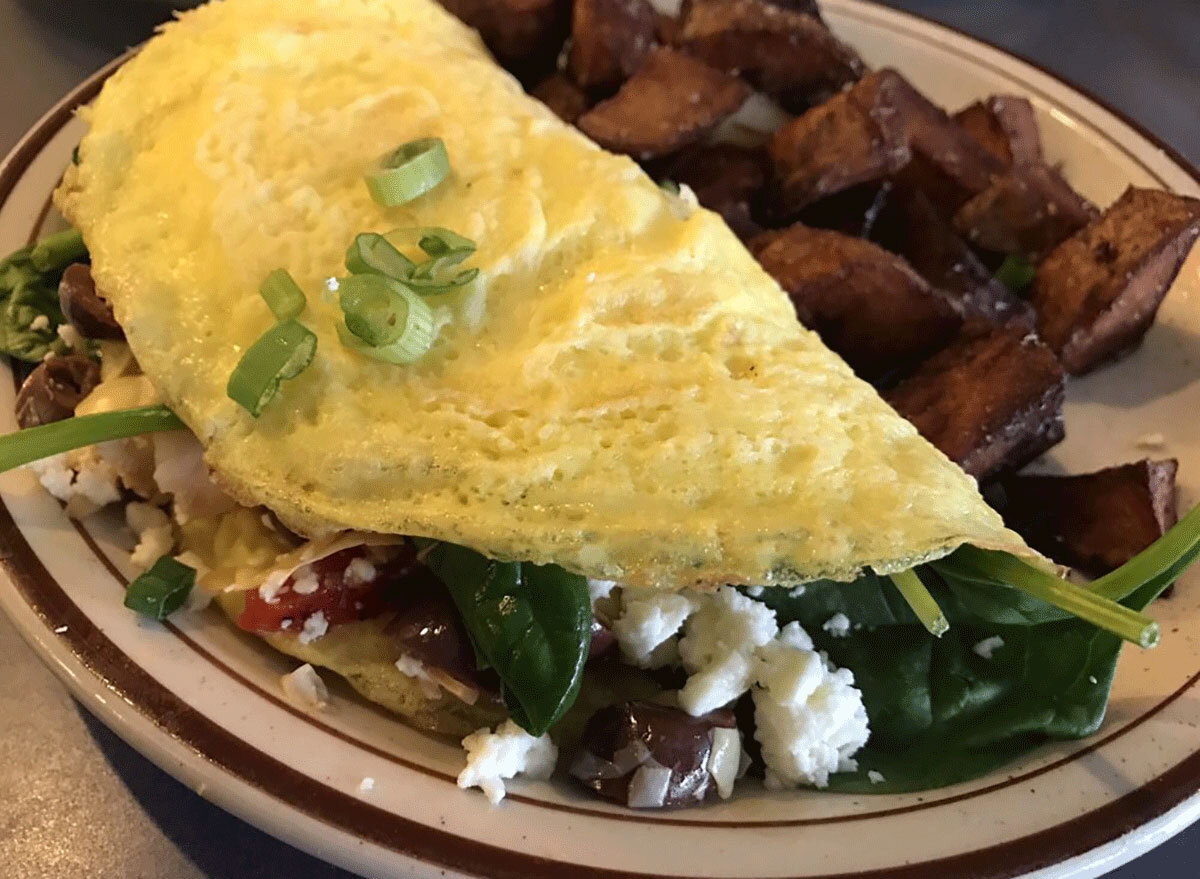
xmin=56 ymin=0 xmax=1025 ymax=587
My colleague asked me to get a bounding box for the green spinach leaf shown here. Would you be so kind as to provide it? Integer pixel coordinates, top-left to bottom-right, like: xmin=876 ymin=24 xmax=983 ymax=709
xmin=0 ymin=239 xmax=72 ymax=362
xmin=424 ymin=542 xmax=591 ymax=736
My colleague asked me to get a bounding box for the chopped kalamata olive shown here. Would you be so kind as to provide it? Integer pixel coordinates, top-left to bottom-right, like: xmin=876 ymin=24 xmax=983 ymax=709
xmin=570 ymin=700 xmax=739 ymax=808
xmin=589 ymin=617 xmax=617 ymax=662
xmin=386 ymin=588 xmax=491 ymax=701
xmin=14 ymin=353 xmax=100 ymax=428
xmin=58 ymin=263 xmax=123 ymax=340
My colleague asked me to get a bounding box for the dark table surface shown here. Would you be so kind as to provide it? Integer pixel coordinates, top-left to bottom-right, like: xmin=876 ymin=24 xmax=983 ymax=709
xmin=0 ymin=1 xmax=1197 ymax=877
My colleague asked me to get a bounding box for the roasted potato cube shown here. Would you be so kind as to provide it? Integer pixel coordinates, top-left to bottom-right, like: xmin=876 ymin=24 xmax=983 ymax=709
xmin=790 ymin=182 xmax=893 ymax=238
xmin=677 ymin=0 xmax=863 ymax=111
xmin=661 ymin=144 xmax=768 ymax=238
xmin=872 ymin=188 xmax=1035 ymax=329
xmin=953 ymin=95 xmax=1043 ymax=169
xmin=952 ymin=162 xmax=1097 ymax=257
xmin=437 ymin=0 xmax=568 ymax=78
xmin=885 ymin=325 xmax=1065 ymax=480
xmin=991 ymin=459 xmax=1178 ymax=577
xmin=577 ymin=48 xmax=750 ymax=159
xmin=768 ymin=74 xmax=910 ymax=214
xmin=568 ymin=0 xmax=657 ymax=92
xmin=1032 ymin=187 xmax=1200 ymax=374
xmin=531 ymin=73 xmax=591 ymax=123
xmin=751 ymin=224 xmax=961 ymax=380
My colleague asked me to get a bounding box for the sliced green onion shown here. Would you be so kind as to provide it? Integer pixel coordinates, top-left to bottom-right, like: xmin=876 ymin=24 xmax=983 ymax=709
xmin=227 ymin=319 xmax=317 ymax=417
xmin=338 ymin=274 xmax=411 ymax=346
xmin=71 ymin=144 xmax=81 ymax=165
xmin=0 ymin=405 xmax=183 ymax=474
xmin=30 ymin=228 xmax=87 ymax=273
xmin=337 ymin=279 xmax=435 ymax=365
xmin=890 ymin=569 xmax=949 ymax=637
xmin=365 ymin=138 xmax=450 ymax=207
xmin=402 ymin=266 xmax=479 ymax=294
xmin=417 ymin=227 xmax=475 ymax=260
xmin=259 ymin=269 xmax=306 ymax=320
xmin=659 ymin=179 xmax=680 ymax=195
xmin=124 ymin=555 xmax=195 ymax=620
xmin=945 ymin=546 xmax=1159 ymax=648
xmin=995 ymin=254 xmax=1036 ymax=292
xmin=345 ymin=233 xmax=416 ymax=280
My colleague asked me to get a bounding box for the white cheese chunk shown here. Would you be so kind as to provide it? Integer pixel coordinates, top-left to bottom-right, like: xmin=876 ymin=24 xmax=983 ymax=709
xmin=395 ymin=654 xmax=443 ymax=699
xmin=612 ymin=589 xmax=696 ymax=668
xmin=752 ymin=632 xmax=870 ymax=790
xmin=972 ymin=636 xmax=1005 ymax=659
xmin=457 ymin=720 xmax=558 ymax=804
xmin=821 ymin=613 xmax=851 ymax=637
xmin=280 ymin=663 xmax=328 ymax=710
xmin=299 ymin=610 xmax=329 ymax=644
xmin=125 ymin=501 xmax=174 ymax=571
xmin=676 ymin=586 xmax=777 ymax=715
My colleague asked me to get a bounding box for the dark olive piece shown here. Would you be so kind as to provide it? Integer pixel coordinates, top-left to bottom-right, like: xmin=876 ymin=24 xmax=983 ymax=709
xmin=15 ymin=354 xmax=101 ymax=428
xmin=386 ymin=587 xmax=485 ymax=690
xmin=570 ymin=700 xmax=736 ymax=808
xmin=58 ymin=262 xmax=123 ymax=340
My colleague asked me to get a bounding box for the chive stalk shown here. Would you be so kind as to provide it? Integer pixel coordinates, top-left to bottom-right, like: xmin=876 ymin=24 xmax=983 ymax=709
xmin=0 ymin=405 xmax=183 ymax=473
xmin=890 ymin=569 xmax=949 ymax=636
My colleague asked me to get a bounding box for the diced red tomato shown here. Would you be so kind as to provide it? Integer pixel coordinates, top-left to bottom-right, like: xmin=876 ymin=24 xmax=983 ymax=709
xmin=237 ymin=544 xmax=424 ymax=634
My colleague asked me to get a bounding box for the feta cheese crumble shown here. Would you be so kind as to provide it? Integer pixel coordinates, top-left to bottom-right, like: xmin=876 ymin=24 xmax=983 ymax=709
xmin=299 ymin=610 xmax=328 ymax=644
xmin=972 ymin=636 xmax=1005 ymax=659
xmin=678 ymin=586 xmax=776 ymax=715
xmin=344 ymin=557 xmax=376 ymax=586
xmin=395 ymin=654 xmax=444 ymax=699
xmin=822 ymin=613 xmax=851 ymax=638
xmin=359 ymin=777 xmax=375 ymax=793
xmin=611 ymin=589 xmax=695 ymax=668
xmin=29 ymin=314 xmax=49 ymax=331
xmin=291 ymin=568 xmax=321 ymax=595
xmin=280 ymin=663 xmax=328 ymax=710
xmin=457 ymin=720 xmax=558 ymax=804
xmin=752 ymin=632 xmax=870 ymax=790
xmin=29 ymin=449 xmax=122 ymax=519
xmin=868 ymin=770 xmax=886 ymax=785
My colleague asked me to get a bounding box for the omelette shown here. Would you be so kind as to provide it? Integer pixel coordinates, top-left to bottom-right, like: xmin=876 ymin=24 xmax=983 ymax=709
xmin=2 ymin=0 xmax=1185 ymax=807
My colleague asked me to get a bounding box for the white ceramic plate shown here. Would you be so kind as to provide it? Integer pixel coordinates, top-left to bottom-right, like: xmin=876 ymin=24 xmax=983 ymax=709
xmin=1 ymin=3 xmax=1199 ymax=878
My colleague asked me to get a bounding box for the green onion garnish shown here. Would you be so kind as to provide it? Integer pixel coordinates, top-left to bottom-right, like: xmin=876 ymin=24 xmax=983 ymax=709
xmin=402 ymin=266 xmax=479 ymax=294
xmin=337 ymin=276 xmax=435 ymax=365
xmin=890 ymin=568 xmax=949 ymax=636
xmin=995 ymin=254 xmax=1037 ymax=292
xmin=416 ymin=227 xmax=475 ymax=260
xmin=259 ymin=269 xmax=306 ymax=321
xmin=345 ymin=233 xmax=417 ymax=281
xmin=338 ymin=274 xmax=410 ymax=346
xmin=1089 ymin=503 xmax=1200 ymax=604
xmin=365 ymin=138 xmax=450 ymax=207
xmin=124 ymin=555 xmax=195 ymax=620
xmin=659 ymin=179 xmax=680 ymax=195
xmin=939 ymin=546 xmax=1160 ymax=648
xmin=227 ymin=319 xmax=318 ymax=417
xmin=30 ymin=228 xmax=87 ymax=273
xmin=0 ymin=405 xmax=183 ymax=473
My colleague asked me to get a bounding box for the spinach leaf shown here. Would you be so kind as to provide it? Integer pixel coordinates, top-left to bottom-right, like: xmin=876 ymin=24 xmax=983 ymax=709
xmin=0 ymin=240 xmax=71 ymax=362
xmin=424 ymin=542 xmax=591 ymax=736
xmin=763 ymin=551 xmax=1177 ymax=793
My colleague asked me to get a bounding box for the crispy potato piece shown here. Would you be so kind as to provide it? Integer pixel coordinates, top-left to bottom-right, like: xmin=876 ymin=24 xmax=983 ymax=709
xmin=677 ymin=0 xmax=863 ymax=111
xmin=437 ymin=0 xmax=568 ymax=77
xmin=886 ymin=325 xmax=1065 ymax=480
xmin=952 ymin=162 xmax=1097 ymax=256
xmin=1032 ymin=187 xmax=1200 ymax=374
xmin=661 ymin=144 xmax=767 ymax=238
xmin=568 ymin=0 xmax=657 ymax=92
xmin=531 ymin=72 xmax=591 ymax=123
xmin=953 ymin=95 xmax=1043 ymax=168
xmin=990 ymin=459 xmax=1178 ymax=577
xmin=768 ymin=74 xmax=910 ymax=214
xmin=577 ymin=48 xmax=750 ymax=159
xmin=751 ymin=224 xmax=961 ymax=380
xmin=792 ymin=181 xmax=893 ymax=238
xmin=872 ymin=188 xmax=1035 ymax=329
xmin=655 ymin=11 xmax=682 ymax=44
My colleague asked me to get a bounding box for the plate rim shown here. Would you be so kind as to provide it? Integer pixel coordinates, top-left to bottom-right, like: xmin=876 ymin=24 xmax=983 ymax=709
xmin=2 ymin=4 xmax=1199 ymax=878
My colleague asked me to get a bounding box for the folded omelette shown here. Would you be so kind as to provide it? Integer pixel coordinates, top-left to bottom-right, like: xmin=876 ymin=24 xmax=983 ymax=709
xmin=55 ymin=0 xmax=1022 ymax=591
